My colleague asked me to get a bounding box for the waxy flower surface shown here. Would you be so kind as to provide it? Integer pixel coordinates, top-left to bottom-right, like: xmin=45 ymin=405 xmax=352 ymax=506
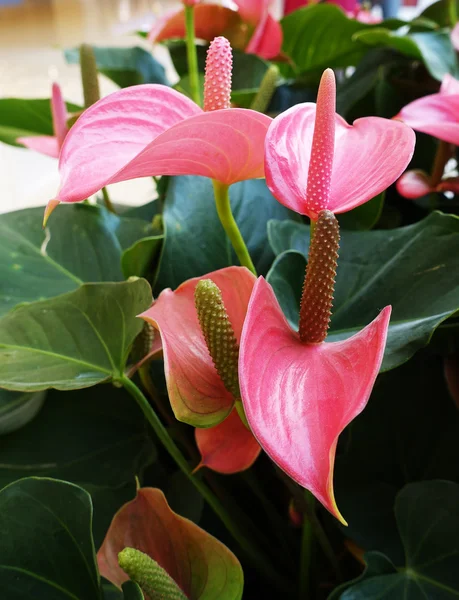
xmin=239 ymin=69 xmax=394 ymax=523
xmin=18 ymin=83 xmax=68 ymax=158
xmin=149 ymin=0 xmax=282 ymax=60
xmin=396 ymin=74 xmax=459 ymax=199
xmin=52 ymin=38 xmax=270 ymax=208
xmin=265 ymin=69 xmax=415 ymax=220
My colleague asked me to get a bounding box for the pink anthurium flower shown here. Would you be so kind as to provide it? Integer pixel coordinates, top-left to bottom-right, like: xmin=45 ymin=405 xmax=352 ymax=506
xmin=395 ymin=74 xmax=459 ymax=145
xmin=139 ymin=266 xmax=256 ymax=428
xmin=283 ymin=0 xmax=380 ymax=23
xmin=17 ymin=83 xmax=68 ymax=159
xmin=51 ymin=37 xmax=271 ymax=206
xmin=451 ymin=22 xmax=459 ymax=52
xmin=149 ymin=0 xmax=282 ymax=60
xmin=195 ymin=407 xmax=261 ymax=474
xmin=265 ymin=69 xmax=415 ymax=220
xmin=240 ymin=69 xmax=393 ymax=524
xmin=98 ymin=487 xmax=244 ymax=599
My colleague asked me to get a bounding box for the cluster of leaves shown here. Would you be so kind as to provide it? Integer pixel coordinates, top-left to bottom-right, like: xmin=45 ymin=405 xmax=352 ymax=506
xmin=1 ymin=0 xmax=459 ymax=598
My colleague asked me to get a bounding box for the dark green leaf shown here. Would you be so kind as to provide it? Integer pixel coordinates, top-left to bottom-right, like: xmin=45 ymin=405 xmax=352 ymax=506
xmin=155 ymin=176 xmax=295 ymax=291
xmin=354 ymin=28 xmax=459 ymax=80
xmin=0 ymin=388 xmax=46 ymax=435
xmin=103 ymin=583 xmax=124 ymax=600
xmin=267 ymin=212 xmax=459 ymax=370
xmin=0 ymin=385 xmax=155 ymax=547
xmin=0 ymin=98 xmax=80 ymax=146
xmin=65 ymin=46 xmax=169 ymax=87
xmin=280 ymin=5 xmax=375 ymax=74
xmin=335 ymin=356 xmax=459 ymax=563
xmin=121 ymin=235 xmax=164 ymax=279
xmin=0 ymin=203 xmax=154 ymax=317
xmin=0 ymin=477 xmax=101 ymax=599
xmin=329 ymin=552 xmax=397 ymax=599
xmin=0 ymin=279 xmax=152 ymax=391
xmin=337 ymin=481 xmax=459 ymax=599
xmin=419 ymin=0 xmax=459 ymax=27
xmin=338 ymin=193 xmax=384 ymax=230
xmin=122 ymin=581 xmax=144 ymax=600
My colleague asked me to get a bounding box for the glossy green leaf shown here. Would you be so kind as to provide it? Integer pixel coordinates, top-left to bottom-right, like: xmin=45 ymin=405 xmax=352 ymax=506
xmin=0 ymin=388 xmax=46 ymax=435
xmin=267 ymin=212 xmax=459 ymax=370
xmin=155 ymin=176 xmax=295 ymax=291
xmin=121 ymin=235 xmax=164 ymax=279
xmin=335 ymin=356 xmax=459 ymax=563
xmin=329 ymin=553 xmax=397 ymax=600
xmin=65 ymin=46 xmax=169 ymax=87
xmin=0 ymin=98 xmax=80 ymax=147
xmin=0 ymin=203 xmax=154 ymax=317
xmin=280 ymin=5 xmax=375 ymax=74
xmin=0 ymin=385 xmax=156 ymax=547
xmin=0 ymin=279 xmax=152 ymax=391
xmin=419 ymin=0 xmax=459 ymax=27
xmin=337 ymin=481 xmax=459 ymax=599
xmin=354 ymin=28 xmax=459 ymax=80
xmin=338 ymin=193 xmax=384 ymax=230
xmin=0 ymin=477 xmax=101 ymax=599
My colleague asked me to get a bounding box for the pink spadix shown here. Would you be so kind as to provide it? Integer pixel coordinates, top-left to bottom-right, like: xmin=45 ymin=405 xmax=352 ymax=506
xmin=240 ymin=70 xmax=393 ymax=524
xmin=265 ymin=69 xmax=415 ymax=220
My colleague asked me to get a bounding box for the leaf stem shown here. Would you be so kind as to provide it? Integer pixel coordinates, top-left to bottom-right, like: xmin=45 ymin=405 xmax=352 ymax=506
xmin=184 ymin=4 xmax=201 ymax=106
xmin=102 ymin=187 xmax=116 ymax=214
xmin=212 ymin=181 xmax=256 ymax=274
xmin=120 ymin=375 xmax=289 ymax=592
xmin=298 ymin=492 xmax=314 ymax=598
xmin=449 ymin=0 xmax=458 ymax=26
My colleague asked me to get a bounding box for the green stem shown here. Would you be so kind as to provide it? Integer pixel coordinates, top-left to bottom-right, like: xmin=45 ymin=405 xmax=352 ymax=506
xmin=79 ymin=44 xmax=101 ymax=109
xmin=250 ymin=65 xmax=279 ymax=114
xmin=101 ymin=187 xmax=116 ymax=214
xmin=449 ymin=0 xmax=458 ymax=26
xmin=430 ymin=140 xmax=454 ymax=188
xmin=212 ymin=181 xmax=256 ymax=274
xmin=184 ymin=4 xmax=201 ymax=106
xmin=298 ymin=492 xmax=314 ymax=598
xmin=120 ymin=375 xmax=288 ymax=592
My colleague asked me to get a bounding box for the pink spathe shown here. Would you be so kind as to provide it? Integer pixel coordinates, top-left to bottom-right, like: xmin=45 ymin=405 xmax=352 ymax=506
xmin=139 ymin=267 xmax=256 ymax=428
xmin=55 ymin=83 xmax=271 ymax=204
xmin=239 ymin=277 xmax=391 ymax=523
xmin=18 ymin=82 xmax=69 ymax=159
xmin=265 ymin=70 xmax=415 ymax=220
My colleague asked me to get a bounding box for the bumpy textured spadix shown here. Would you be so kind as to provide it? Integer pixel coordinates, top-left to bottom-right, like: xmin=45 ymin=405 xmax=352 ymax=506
xmin=139 ymin=267 xmax=255 ymax=427
xmin=204 ymin=36 xmax=232 ymax=112
xmin=299 ymin=210 xmax=339 ymax=343
xmin=118 ymin=548 xmax=187 ymax=600
xmin=195 ymin=279 xmax=240 ymax=399
xmin=265 ymin=69 xmax=415 ymax=219
xmin=239 ymin=278 xmax=391 ymax=523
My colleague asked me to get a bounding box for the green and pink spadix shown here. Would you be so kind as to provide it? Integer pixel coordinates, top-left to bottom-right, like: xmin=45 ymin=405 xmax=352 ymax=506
xmin=139 ymin=267 xmax=256 ymax=428
xmin=18 ymin=83 xmax=69 ymax=158
xmin=264 ymin=69 xmax=415 ymax=220
xmin=52 ymin=37 xmax=271 ymax=206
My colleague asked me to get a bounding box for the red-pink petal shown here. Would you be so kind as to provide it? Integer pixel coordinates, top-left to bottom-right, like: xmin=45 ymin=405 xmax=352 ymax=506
xmin=57 ymin=84 xmax=202 ymax=203
xmin=246 ymin=13 xmax=283 ymax=60
xmin=149 ymin=5 xmax=241 ymax=44
xmin=58 ymin=106 xmax=270 ymax=202
xmin=265 ymin=103 xmax=415 ymax=218
xmin=440 ymin=73 xmax=459 ymax=95
xmin=195 ymin=408 xmax=261 ymax=474
xmin=451 ymin=22 xmax=459 ymax=52
xmin=233 ymin=0 xmax=270 ymax=24
xmin=283 ymin=0 xmax=306 ymax=16
xmin=97 ymin=488 xmax=243 ymax=597
xmin=140 ymin=267 xmax=256 ymax=427
xmin=239 ymin=277 xmax=391 ymax=523
xmin=397 ymin=92 xmax=459 ymax=145
xmin=51 ymin=82 xmax=68 ymax=149
xmin=17 ymin=135 xmax=59 ymax=158
xmin=396 ymin=169 xmax=432 ymax=199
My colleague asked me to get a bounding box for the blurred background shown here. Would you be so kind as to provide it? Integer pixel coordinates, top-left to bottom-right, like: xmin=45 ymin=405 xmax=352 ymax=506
xmin=0 ymin=0 xmax=434 ymax=213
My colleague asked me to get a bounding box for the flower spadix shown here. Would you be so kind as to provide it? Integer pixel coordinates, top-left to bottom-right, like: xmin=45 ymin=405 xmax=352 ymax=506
xmin=51 ymin=36 xmax=271 ymax=212
xmin=18 ymin=83 xmax=69 ymax=158
xmin=239 ymin=210 xmax=391 ymax=524
xmin=265 ymin=69 xmax=415 ymax=220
